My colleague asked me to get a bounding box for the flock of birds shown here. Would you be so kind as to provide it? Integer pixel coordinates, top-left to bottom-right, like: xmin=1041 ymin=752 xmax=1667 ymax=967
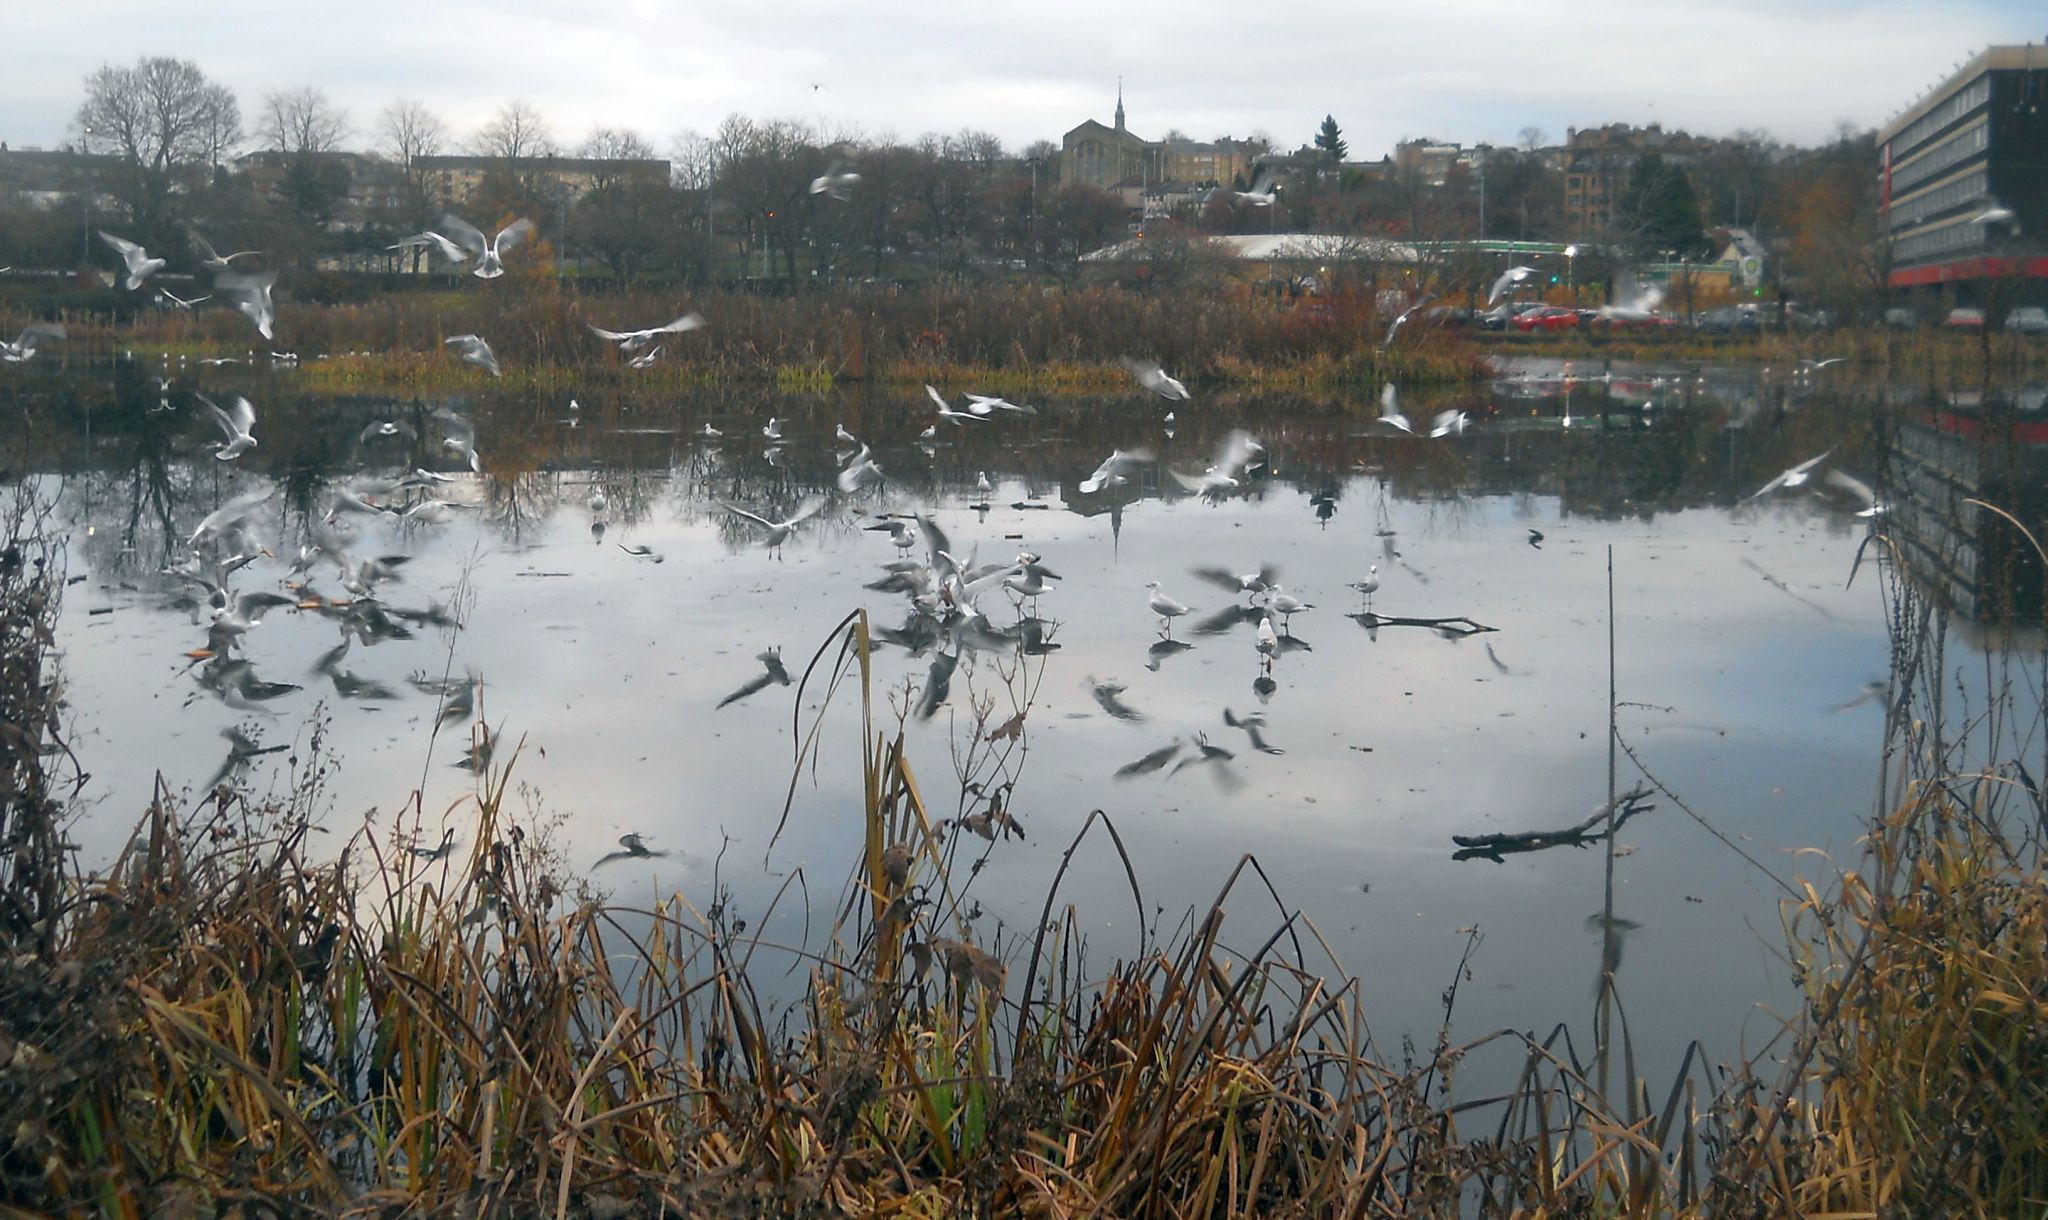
xmin=12 ymin=212 xmax=1892 ymax=867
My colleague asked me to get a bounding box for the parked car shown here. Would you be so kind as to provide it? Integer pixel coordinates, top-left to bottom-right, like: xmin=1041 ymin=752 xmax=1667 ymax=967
xmin=2004 ymin=306 xmax=2048 ymax=335
xmin=1694 ymin=306 xmax=1759 ymax=334
xmin=1479 ymin=301 xmax=1545 ymax=331
xmin=1420 ymin=305 xmax=1475 ymax=330
xmin=1883 ymin=307 xmax=1918 ymax=331
xmin=1943 ymin=307 xmax=1987 ymax=331
xmin=1511 ymin=305 xmax=1580 ymax=332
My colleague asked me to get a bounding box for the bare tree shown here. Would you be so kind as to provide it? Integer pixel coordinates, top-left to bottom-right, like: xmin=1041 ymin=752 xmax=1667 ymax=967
xmin=578 ymin=127 xmax=657 ymax=190
xmin=76 ymin=57 xmax=240 ymax=237
xmin=257 ymin=87 xmax=350 ymax=155
xmin=380 ymin=98 xmax=446 ymax=215
xmin=1517 ymin=126 xmax=1548 ymax=152
xmin=474 ymin=99 xmax=556 ymax=164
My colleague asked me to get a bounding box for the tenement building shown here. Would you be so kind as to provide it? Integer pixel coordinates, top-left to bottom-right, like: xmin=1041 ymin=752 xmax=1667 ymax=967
xmin=1880 ymin=44 xmax=2048 ymax=308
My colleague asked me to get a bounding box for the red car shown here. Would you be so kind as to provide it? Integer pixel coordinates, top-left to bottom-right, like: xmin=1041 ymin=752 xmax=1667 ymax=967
xmin=1512 ymin=305 xmax=1581 ymax=332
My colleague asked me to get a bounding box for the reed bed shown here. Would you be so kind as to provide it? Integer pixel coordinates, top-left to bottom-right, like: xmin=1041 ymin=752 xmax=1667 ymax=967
xmin=2 ymin=495 xmax=2044 ymax=1216
xmin=0 ymin=282 xmax=1488 ymax=393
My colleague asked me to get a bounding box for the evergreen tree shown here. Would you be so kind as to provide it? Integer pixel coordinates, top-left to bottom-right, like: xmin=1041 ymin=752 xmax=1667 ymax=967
xmin=1314 ymin=116 xmax=1347 ymax=163
xmin=1617 ymin=152 xmax=1704 ymax=258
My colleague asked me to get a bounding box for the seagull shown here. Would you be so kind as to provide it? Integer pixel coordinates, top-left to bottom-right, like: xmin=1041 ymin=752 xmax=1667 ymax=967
xmin=1168 ymin=429 xmax=1264 ymax=499
xmin=1122 ymin=357 xmax=1190 ymax=401
xmin=1372 ymin=382 xmax=1414 ymax=434
xmin=716 ymin=647 xmax=792 ymax=708
xmin=445 ymin=334 xmax=501 ymax=377
xmin=720 ymin=497 xmax=826 ymax=556
xmin=926 ymin=385 xmax=985 ymax=426
xmin=1193 ymin=565 xmax=1279 ymax=599
xmin=1527 ymin=529 xmax=1544 ymax=549
xmin=1146 ymin=581 xmax=1192 ymax=637
xmin=1255 ymin=614 xmax=1280 ymax=670
xmin=809 ymin=162 xmax=861 ymax=199
xmin=214 ymin=270 xmax=279 ymax=340
xmin=595 ymin=833 xmax=670 ymax=867
xmin=974 ymin=471 xmax=994 ymax=501
xmin=1234 ymin=166 xmax=1281 ymax=207
xmin=837 ymin=444 xmax=884 ymax=493
xmin=590 ymin=312 xmax=704 ymax=352
xmin=866 ymin=518 xmax=916 ymax=552
xmin=1486 ymin=265 xmax=1537 ymax=305
xmin=429 ymin=405 xmax=483 ymax=472
xmin=155 ymin=287 xmax=210 ymax=310
xmin=0 ymin=322 xmax=66 ymax=363
xmin=1078 ymin=447 xmax=1155 ymax=494
xmin=618 ymin=543 xmax=664 ymax=561
xmin=1429 ymin=409 xmax=1468 ymax=438
xmin=1347 ymin=565 xmax=1380 ymax=603
xmin=1797 ymin=357 xmax=1846 ymax=373
xmin=761 ymin=417 xmax=783 ymax=440
xmin=98 ymin=231 xmax=164 ymax=289
xmin=1262 ymin=587 xmax=1313 ymax=628
xmin=1822 ymin=469 xmax=1885 ymax=518
xmin=1223 ymin=707 xmax=1285 ymax=755
xmin=836 ymin=423 xmax=861 ymax=448
xmin=388 ymin=227 xmax=469 ymax=267
xmin=700 ymin=422 xmax=722 ymax=439
xmin=359 ymin=419 xmax=417 ymax=445
xmin=188 ymin=229 xmax=261 ymax=271
xmin=1749 ymin=449 xmax=1833 ymax=500
xmin=1380 ymin=294 xmax=1434 ymax=351
xmin=1115 ymin=738 xmax=1183 ymax=778
xmin=196 ymin=393 xmax=258 ymax=460
xmin=625 ymin=344 xmax=662 ymax=369
xmin=435 ymin=213 xmax=536 ymax=279
xmin=588 ymin=487 xmax=608 ymax=514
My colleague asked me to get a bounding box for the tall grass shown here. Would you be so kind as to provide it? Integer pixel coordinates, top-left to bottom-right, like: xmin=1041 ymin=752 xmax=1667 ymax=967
xmin=2 ymin=497 xmax=2044 ymax=1214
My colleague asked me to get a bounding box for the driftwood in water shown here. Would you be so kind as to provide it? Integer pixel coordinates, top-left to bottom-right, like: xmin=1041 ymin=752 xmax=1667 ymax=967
xmin=1346 ymin=611 xmax=1497 ymax=637
xmin=1452 ymin=785 xmax=1655 ymax=863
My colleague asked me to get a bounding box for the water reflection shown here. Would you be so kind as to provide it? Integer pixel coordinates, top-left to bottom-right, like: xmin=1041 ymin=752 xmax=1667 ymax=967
xmin=12 ymin=353 xmax=2047 ymax=1072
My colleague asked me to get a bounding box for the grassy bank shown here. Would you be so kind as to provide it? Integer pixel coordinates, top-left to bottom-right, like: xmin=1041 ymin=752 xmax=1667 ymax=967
xmin=2 ymin=503 xmax=2044 ymax=1216
xmin=1471 ymin=325 xmax=2048 ymax=377
xmin=1 ymin=283 xmax=1490 ymax=394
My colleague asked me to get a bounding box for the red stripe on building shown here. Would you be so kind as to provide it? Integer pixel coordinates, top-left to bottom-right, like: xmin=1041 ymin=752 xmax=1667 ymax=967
xmin=1891 ymin=256 xmax=2048 ymax=287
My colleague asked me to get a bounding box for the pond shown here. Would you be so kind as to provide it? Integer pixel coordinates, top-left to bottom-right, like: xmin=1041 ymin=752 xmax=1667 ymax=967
xmin=10 ymin=351 xmax=2047 ymax=1080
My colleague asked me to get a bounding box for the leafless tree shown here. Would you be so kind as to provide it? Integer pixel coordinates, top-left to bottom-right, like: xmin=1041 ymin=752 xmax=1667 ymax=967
xmin=474 ymin=99 xmax=556 ymax=164
xmin=578 ymin=127 xmax=658 ymax=190
xmin=380 ymin=98 xmax=446 ymax=214
xmin=75 ymin=56 xmax=240 ymax=237
xmin=257 ymin=86 xmax=350 ymax=155
xmin=1517 ymin=126 xmax=1548 ymax=152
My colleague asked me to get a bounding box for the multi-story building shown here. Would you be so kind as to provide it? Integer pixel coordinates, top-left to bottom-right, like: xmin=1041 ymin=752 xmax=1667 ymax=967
xmin=1878 ymin=44 xmax=2048 ymax=304
xmin=415 ymin=154 xmax=670 ymax=210
xmin=1557 ymin=123 xmax=1715 ymax=235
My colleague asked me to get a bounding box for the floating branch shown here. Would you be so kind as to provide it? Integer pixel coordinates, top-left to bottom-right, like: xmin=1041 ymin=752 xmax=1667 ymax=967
xmin=1346 ymin=611 xmax=1498 ymax=636
xmin=1452 ymin=784 xmax=1655 ymax=862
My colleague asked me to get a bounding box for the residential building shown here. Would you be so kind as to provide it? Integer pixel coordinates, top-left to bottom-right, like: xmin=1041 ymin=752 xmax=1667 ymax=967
xmin=1557 ymin=123 xmax=1715 ymax=235
xmin=1878 ymin=44 xmax=2048 ymax=302
xmin=415 ymin=154 xmax=671 ymax=210
xmin=0 ymin=145 xmax=123 ymax=211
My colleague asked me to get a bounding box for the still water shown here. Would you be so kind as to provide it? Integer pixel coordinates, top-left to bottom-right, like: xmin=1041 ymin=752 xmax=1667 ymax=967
xmin=12 ymin=354 xmax=2044 ymax=1076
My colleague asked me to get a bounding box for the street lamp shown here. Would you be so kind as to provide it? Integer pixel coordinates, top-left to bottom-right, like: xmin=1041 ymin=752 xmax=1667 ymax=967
xmin=1565 ymin=244 xmax=1578 ymax=305
xmin=79 ymin=124 xmax=93 ymax=267
xmin=1974 ymin=205 xmax=2022 ymax=362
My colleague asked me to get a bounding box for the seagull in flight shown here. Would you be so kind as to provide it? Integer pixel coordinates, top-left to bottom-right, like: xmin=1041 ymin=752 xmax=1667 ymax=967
xmin=926 ymin=384 xmax=986 ymax=426
xmin=156 ymin=287 xmax=210 ymax=310
xmin=1122 ymin=357 xmax=1190 ymax=401
xmin=1487 ymin=265 xmax=1537 ymax=305
xmin=1078 ymin=447 xmax=1154 ymax=494
xmin=188 ymin=228 xmax=262 ymax=271
xmin=214 ymin=270 xmax=279 ymax=340
xmin=1822 ymin=468 xmax=1884 ymax=518
xmin=590 ymin=312 xmax=705 ymax=352
xmin=1749 ymin=449 xmax=1833 ymax=500
xmin=809 ymin=162 xmax=861 ymax=199
xmin=720 ymin=496 xmax=826 ymax=556
xmin=434 ymin=213 xmax=536 ymax=279
xmin=388 ymin=227 xmax=469 ymax=267
xmin=1 ymin=322 xmax=65 ymax=363
xmin=445 ymin=334 xmax=501 ymax=377
xmin=196 ymin=393 xmax=258 ymax=460
xmin=837 ymin=444 xmax=884 ymax=493
xmin=99 ymin=231 xmax=164 ymax=289
xmin=1372 ymin=382 xmax=1415 ymax=434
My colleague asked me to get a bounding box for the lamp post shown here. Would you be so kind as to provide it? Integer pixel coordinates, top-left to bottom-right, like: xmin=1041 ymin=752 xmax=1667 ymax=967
xmin=1565 ymin=244 xmax=1579 ymax=307
xmin=79 ymin=124 xmax=93 ymax=267
xmin=1270 ymin=183 xmax=1281 ymax=236
xmin=1975 ymin=205 xmax=2021 ymax=364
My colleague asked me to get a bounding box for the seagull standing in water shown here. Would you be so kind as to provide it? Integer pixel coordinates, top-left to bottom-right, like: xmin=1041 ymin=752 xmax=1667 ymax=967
xmin=1146 ymin=581 xmax=1192 ymax=637
xmin=1347 ymin=565 xmax=1380 ymax=605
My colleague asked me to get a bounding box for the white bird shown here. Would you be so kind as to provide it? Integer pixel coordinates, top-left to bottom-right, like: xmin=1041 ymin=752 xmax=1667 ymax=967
xmin=1123 ymin=357 xmax=1190 ymax=401
xmin=721 ymin=497 xmax=826 ymax=556
xmin=388 ymin=228 xmax=469 ymax=266
xmin=1193 ymin=565 xmax=1279 ymax=598
xmin=1822 ymin=468 xmax=1884 ymax=518
xmin=214 ymin=270 xmax=279 ymax=340
xmin=98 ymin=231 xmax=164 ymax=290
xmin=1146 ymin=581 xmax=1192 ymax=636
xmin=974 ymin=471 xmax=993 ymax=501
xmin=1234 ymin=167 xmax=1281 ymax=207
xmin=589 ymin=488 xmax=609 ymax=514
xmin=1749 ymin=449 xmax=1834 ymax=500
xmin=625 ymin=344 xmax=662 ymax=369
xmin=1078 ymin=447 xmax=1155 ymax=494
xmin=1263 ymin=587 xmax=1313 ymax=627
xmin=1487 ymin=265 xmax=1537 ymax=305
xmin=838 ymin=444 xmax=884 ymax=493
xmin=1347 ymin=565 xmax=1380 ymax=603
xmin=435 ymin=213 xmax=536 ymax=279
xmin=155 ymin=287 xmax=210 ymax=310
xmin=1429 ymin=409 xmax=1468 ymax=438
xmin=1168 ymin=429 xmax=1263 ymax=498
xmin=926 ymin=384 xmax=984 ymax=426
xmin=430 ymin=405 xmax=483 ymax=472
xmin=700 ymin=422 xmax=723 ymax=438
xmin=809 ymin=162 xmax=861 ymax=199
xmin=1374 ymin=382 xmax=1414 ymax=434
xmin=836 ymin=424 xmax=861 ymax=447
xmin=188 ymin=229 xmax=261 ymax=271
xmin=0 ymin=322 xmax=65 ymax=363
xmin=188 ymin=488 xmax=276 ymax=546
xmin=196 ymin=393 xmax=257 ymax=460
xmin=762 ymin=417 xmax=783 ymax=440
xmin=589 ymin=312 xmax=705 ymax=352
xmin=1255 ymin=614 xmax=1280 ymax=669
xmin=1380 ymin=294 xmax=1434 ymax=351
xmin=866 ymin=518 xmax=916 ymax=552
xmin=445 ymin=334 xmax=501 ymax=378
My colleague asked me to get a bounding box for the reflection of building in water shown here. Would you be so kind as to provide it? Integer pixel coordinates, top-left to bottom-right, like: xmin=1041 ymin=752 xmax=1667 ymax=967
xmin=1889 ymin=410 xmax=2048 ymax=624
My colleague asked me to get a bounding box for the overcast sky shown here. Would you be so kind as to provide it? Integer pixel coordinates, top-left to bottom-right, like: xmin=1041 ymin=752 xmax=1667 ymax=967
xmin=6 ymin=2 xmax=2044 ymax=161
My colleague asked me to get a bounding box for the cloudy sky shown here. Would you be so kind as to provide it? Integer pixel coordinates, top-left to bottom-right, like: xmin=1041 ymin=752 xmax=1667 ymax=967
xmin=6 ymin=1 xmax=2043 ymax=160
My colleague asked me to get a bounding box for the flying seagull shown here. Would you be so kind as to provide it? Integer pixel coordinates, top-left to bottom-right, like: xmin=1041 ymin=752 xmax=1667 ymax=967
xmin=196 ymin=392 xmax=258 ymax=460
xmin=214 ymin=270 xmax=279 ymax=340
xmin=1122 ymin=357 xmax=1190 ymax=401
xmin=445 ymin=334 xmax=501 ymax=377
xmin=716 ymin=647 xmax=792 ymax=708
xmin=589 ymin=312 xmax=705 ymax=352
xmin=435 ymin=213 xmax=536 ymax=279
xmin=720 ymin=497 xmax=826 ymax=556
xmin=99 ymin=231 xmax=164 ymax=290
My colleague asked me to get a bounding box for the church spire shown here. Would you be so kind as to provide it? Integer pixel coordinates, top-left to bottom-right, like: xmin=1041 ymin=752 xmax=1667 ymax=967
xmin=1114 ymin=78 xmax=1125 ymax=132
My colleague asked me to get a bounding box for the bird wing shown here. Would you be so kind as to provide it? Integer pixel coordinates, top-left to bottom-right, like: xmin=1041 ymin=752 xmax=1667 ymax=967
xmin=716 ymin=671 xmax=776 ymax=708
xmin=1190 ymin=567 xmax=1247 ymax=593
xmin=925 ymin=384 xmax=949 ymax=409
xmin=436 ymin=214 xmax=490 ymax=258
xmin=99 ymin=231 xmax=145 ymax=266
xmin=1822 ymin=468 xmax=1876 ymax=507
xmin=1213 ymin=429 xmax=1262 ymax=477
xmin=225 ymin=395 xmax=256 ymax=435
xmin=189 ymin=229 xmax=224 ymax=264
xmin=587 ymin=323 xmax=637 ymax=343
xmin=916 ymin=514 xmax=951 ymax=562
xmin=719 ymin=502 xmax=776 ymax=531
xmin=195 ymin=393 xmax=239 ymax=440
xmin=785 ymin=495 xmax=828 ymax=527
xmin=492 ymin=217 xmax=536 ymax=256
xmin=659 ymin=312 xmax=705 ymax=335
